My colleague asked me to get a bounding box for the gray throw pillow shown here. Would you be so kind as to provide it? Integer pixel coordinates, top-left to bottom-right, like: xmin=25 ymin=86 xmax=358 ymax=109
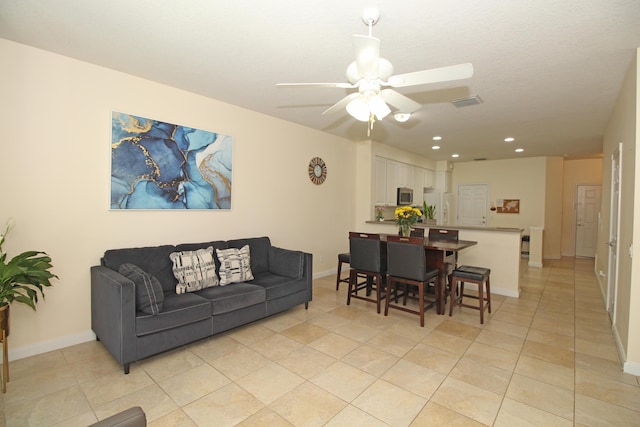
xmin=119 ymin=263 xmax=164 ymax=315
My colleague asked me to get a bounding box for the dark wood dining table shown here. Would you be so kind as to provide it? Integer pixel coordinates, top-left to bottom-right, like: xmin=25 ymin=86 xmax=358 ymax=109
xmin=382 ymin=235 xmax=478 ymax=315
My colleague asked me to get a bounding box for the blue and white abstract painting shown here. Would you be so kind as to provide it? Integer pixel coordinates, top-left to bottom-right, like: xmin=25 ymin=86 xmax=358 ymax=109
xmin=111 ymin=112 xmax=232 ymax=209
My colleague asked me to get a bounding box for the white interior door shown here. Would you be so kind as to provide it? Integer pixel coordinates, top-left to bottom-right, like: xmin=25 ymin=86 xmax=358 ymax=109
xmin=457 ymin=184 xmax=488 ymax=226
xmin=607 ymin=144 xmax=621 ymax=317
xmin=575 ymin=185 xmax=601 ymax=258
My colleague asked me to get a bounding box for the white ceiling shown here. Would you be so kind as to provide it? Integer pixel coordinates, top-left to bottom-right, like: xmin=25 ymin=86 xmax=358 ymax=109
xmin=2 ymin=0 xmax=640 ymax=162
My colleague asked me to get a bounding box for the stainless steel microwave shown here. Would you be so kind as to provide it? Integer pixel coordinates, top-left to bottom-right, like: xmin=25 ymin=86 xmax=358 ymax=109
xmin=397 ymin=187 xmax=413 ymax=205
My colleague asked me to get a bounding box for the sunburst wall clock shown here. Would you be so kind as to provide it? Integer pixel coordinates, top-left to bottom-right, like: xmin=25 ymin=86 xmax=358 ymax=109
xmin=308 ymin=157 xmax=327 ymax=185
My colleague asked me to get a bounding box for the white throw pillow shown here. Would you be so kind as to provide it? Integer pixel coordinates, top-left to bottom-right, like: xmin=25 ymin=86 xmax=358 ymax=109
xmin=169 ymin=246 xmax=219 ymax=294
xmin=216 ymin=245 xmax=254 ymax=286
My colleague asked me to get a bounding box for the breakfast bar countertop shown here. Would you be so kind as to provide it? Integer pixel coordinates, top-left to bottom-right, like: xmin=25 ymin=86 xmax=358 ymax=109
xmin=366 ymin=220 xmax=524 ymax=233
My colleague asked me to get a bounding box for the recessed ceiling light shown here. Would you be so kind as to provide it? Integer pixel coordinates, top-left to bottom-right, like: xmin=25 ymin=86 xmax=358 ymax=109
xmin=432 ymin=145 xmax=440 ymax=150
xmin=504 ymin=137 xmax=515 ymax=142
xmin=451 ymin=154 xmax=459 ymax=158
xmin=515 ymin=148 xmax=524 ymax=153
xmin=433 ymin=136 xmax=442 ymax=141
xmin=393 ymin=112 xmax=411 ymax=122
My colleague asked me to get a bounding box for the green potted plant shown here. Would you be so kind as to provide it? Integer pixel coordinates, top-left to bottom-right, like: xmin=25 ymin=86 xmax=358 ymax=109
xmin=0 ymin=218 xmax=58 ymax=333
xmin=423 ymin=202 xmax=437 ymax=225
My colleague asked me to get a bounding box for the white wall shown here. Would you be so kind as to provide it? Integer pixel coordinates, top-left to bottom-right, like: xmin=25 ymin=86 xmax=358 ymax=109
xmin=599 ymin=49 xmax=639 ymax=375
xmin=451 ymin=157 xmax=547 ymax=231
xmin=544 ymin=157 xmax=564 ymax=259
xmin=0 ymin=39 xmax=357 ymax=358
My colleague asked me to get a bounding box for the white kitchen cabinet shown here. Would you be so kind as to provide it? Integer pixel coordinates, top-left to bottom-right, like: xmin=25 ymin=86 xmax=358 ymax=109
xmin=413 ymin=167 xmax=426 ymax=206
xmin=375 ymin=157 xmax=434 ymax=206
xmin=374 ymin=157 xmax=387 ymax=206
xmin=385 ymin=160 xmax=399 ymax=205
xmin=424 ymin=169 xmax=434 ymax=189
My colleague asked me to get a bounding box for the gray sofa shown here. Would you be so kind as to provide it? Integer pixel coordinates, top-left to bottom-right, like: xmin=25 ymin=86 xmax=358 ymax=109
xmin=91 ymin=237 xmax=312 ymax=373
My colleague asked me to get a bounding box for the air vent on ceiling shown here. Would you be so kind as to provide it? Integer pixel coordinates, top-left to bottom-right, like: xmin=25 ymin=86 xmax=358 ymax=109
xmin=451 ymin=95 xmax=483 ymax=108
xmin=474 ymin=158 xmax=487 ymax=161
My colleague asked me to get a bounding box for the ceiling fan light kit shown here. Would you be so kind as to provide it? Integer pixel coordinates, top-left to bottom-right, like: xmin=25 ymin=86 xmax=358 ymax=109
xmin=277 ymin=7 xmax=473 ymax=132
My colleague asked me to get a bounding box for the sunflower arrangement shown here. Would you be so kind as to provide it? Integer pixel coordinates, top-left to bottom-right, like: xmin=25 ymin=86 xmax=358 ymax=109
xmin=394 ymin=206 xmax=422 ymax=236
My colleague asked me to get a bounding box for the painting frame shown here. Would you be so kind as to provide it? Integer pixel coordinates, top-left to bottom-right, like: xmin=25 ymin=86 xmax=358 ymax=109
xmin=496 ymin=199 xmax=520 ymax=214
xmin=110 ymin=111 xmax=233 ymax=210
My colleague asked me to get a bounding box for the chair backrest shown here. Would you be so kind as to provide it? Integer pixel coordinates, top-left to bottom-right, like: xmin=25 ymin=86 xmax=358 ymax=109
xmin=348 ymin=232 xmax=386 ymax=273
xmin=410 ymin=227 xmax=425 ymax=237
xmin=428 ymin=228 xmax=459 ymax=241
xmin=386 ymin=235 xmax=427 ymax=281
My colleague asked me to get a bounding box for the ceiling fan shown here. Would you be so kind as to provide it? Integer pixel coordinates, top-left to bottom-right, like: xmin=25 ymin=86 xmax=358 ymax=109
xmin=277 ymin=8 xmax=473 ymax=131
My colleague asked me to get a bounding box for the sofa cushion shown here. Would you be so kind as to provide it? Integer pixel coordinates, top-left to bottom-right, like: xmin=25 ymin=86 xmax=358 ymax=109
xmin=103 ymin=245 xmax=177 ymax=293
xmin=216 ymin=245 xmax=254 ymax=285
xmin=169 ymin=247 xmax=219 ymax=294
xmin=250 ymin=272 xmax=307 ymax=300
xmin=227 ymin=237 xmax=271 ymax=274
xmin=194 ymin=283 xmax=266 ymax=315
xmin=118 ymin=263 xmax=164 ymax=315
xmin=269 ymin=247 xmax=304 ymax=279
xmin=136 ymin=293 xmax=210 ymax=336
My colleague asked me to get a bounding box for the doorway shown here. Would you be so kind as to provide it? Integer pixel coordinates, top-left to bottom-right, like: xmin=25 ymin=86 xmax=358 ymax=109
xmin=457 ymin=184 xmax=488 ymax=226
xmin=575 ymin=185 xmax=601 ymax=258
xmin=607 ymin=144 xmax=621 ymax=318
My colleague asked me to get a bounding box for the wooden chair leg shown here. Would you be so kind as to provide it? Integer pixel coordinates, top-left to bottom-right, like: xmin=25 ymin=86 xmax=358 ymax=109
xmin=478 ymin=279 xmax=485 ymax=324
xmin=347 ymin=270 xmax=356 ymax=306
xmin=486 ymin=277 xmax=492 ymax=313
xmin=418 ymin=283 xmax=425 ymax=327
xmin=384 ymin=277 xmax=393 ymax=316
xmin=335 ymin=260 xmax=343 ymax=290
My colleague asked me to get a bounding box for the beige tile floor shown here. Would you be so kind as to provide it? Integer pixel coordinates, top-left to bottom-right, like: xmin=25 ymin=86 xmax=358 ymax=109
xmin=2 ymin=257 xmax=640 ymax=426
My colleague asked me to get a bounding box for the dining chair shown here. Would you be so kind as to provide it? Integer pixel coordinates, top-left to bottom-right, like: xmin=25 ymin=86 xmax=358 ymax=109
xmin=385 ymin=235 xmax=439 ymax=327
xmin=428 ymin=228 xmax=459 ymax=274
xmin=410 ymin=227 xmax=425 ymax=237
xmin=347 ymin=232 xmax=387 ymax=313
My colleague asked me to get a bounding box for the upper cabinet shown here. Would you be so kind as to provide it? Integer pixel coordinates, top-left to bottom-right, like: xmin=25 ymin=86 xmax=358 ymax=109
xmin=374 ymin=157 xmax=387 ymax=206
xmin=375 ymin=156 xmax=434 ymax=206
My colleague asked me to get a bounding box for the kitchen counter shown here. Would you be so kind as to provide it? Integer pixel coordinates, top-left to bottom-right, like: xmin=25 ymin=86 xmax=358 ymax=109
xmin=361 ymin=220 xmax=523 ymax=297
xmin=366 ymin=220 xmax=523 ymax=233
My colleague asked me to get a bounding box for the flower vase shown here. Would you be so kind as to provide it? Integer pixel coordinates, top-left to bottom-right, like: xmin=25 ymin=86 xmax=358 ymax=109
xmin=400 ymin=224 xmax=411 ymax=237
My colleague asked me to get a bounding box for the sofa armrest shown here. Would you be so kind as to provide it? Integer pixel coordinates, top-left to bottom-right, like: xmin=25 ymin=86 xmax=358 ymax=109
xmin=268 ymin=246 xmax=304 ymax=279
xmin=91 ymin=265 xmax=138 ymax=373
xmin=89 ymin=406 xmax=146 ymax=427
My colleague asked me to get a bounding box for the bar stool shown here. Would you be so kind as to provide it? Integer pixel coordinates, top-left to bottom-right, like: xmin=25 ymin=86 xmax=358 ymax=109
xmin=449 ymin=265 xmax=491 ymax=324
xmin=335 ymin=253 xmax=351 ymax=290
xmin=347 ymin=232 xmax=387 ymax=313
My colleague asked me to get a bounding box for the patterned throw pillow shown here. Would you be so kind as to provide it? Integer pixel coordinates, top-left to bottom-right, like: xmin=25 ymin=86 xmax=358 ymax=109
xmin=216 ymin=245 xmax=254 ymax=286
xmin=169 ymin=246 xmax=219 ymax=294
xmin=119 ymin=263 xmax=164 ymax=315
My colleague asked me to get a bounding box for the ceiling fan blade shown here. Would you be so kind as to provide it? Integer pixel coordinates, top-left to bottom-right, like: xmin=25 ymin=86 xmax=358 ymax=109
xmin=352 ymin=35 xmax=380 ymax=79
xmin=276 ymin=82 xmax=356 ymax=88
xmin=322 ymin=93 xmax=360 ymax=115
xmin=380 ymin=89 xmax=422 ymax=113
xmin=387 ymin=63 xmax=474 ymax=87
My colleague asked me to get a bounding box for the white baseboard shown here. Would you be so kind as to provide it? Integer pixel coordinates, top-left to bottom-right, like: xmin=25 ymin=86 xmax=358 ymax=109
xmin=313 ymin=269 xmax=335 ymax=280
xmin=9 ymin=330 xmax=96 ymax=362
xmin=610 ymin=322 xmax=640 ymax=376
xmin=528 ymin=261 xmax=543 ymax=268
xmin=623 ymin=360 xmax=640 ymax=376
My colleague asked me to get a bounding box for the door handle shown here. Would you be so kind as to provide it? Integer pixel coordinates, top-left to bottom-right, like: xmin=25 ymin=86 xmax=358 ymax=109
xmin=608 ymin=240 xmax=616 ymax=247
